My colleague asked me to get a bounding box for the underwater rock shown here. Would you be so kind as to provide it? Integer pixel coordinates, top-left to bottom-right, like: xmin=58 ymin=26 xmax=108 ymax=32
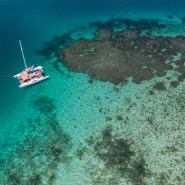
xmin=59 ymin=26 xmax=185 ymax=85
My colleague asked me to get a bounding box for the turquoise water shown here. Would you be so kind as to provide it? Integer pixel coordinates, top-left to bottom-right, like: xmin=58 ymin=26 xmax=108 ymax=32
xmin=1 ymin=0 xmax=185 ymax=184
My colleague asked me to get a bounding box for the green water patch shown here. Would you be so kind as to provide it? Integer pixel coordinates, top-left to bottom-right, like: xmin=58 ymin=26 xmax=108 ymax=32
xmin=0 ymin=114 xmax=72 ymax=185
xmin=170 ymin=80 xmax=179 ymax=88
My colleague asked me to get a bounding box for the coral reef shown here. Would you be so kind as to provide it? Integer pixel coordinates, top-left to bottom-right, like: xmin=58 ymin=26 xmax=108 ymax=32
xmin=55 ymin=18 xmax=185 ymax=85
xmin=0 ymin=95 xmax=71 ymax=185
xmin=153 ymin=82 xmax=166 ymax=91
xmin=1 ymin=115 xmax=72 ymax=185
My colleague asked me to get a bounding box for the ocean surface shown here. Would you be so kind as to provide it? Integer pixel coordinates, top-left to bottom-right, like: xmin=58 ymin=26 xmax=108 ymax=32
xmin=1 ymin=0 xmax=185 ymax=184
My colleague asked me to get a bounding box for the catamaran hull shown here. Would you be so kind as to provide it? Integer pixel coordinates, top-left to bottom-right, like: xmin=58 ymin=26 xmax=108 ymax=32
xmin=19 ymin=75 xmax=49 ymax=88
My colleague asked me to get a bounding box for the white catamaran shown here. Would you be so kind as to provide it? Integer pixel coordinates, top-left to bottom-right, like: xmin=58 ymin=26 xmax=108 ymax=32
xmin=13 ymin=40 xmax=49 ymax=88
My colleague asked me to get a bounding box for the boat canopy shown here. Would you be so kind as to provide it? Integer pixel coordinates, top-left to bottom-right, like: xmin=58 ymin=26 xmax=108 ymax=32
xmin=19 ymin=72 xmax=29 ymax=81
xmin=27 ymin=69 xmax=40 ymax=74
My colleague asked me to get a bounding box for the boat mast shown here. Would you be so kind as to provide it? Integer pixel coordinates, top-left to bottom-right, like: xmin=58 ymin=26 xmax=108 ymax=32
xmin=19 ymin=40 xmax=27 ymax=69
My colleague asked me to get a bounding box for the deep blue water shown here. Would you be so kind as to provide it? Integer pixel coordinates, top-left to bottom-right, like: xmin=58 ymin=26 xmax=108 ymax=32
xmin=1 ymin=0 xmax=185 ymax=184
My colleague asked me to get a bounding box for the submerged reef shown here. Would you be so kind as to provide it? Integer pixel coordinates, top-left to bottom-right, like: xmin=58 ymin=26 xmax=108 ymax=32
xmin=0 ymin=93 xmax=73 ymax=185
xmin=51 ymin=18 xmax=185 ymax=85
xmin=0 ymin=115 xmax=72 ymax=185
xmin=33 ymin=95 xmax=56 ymax=114
xmin=0 ymin=95 xmax=73 ymax=185
xmin=80 ymin=125 xmax=150 ymax=185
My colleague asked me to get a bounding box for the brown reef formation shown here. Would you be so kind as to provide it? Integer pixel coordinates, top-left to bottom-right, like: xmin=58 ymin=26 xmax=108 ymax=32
xmin=59 ymin=28 xmax=185 ymax=85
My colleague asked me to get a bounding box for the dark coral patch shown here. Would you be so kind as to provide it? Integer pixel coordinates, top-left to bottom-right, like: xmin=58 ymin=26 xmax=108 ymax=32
xmin=59 ymin=34 xmax=175 ymax=84
xmin=37 ymin=18 xmax=185 ymax=86
xmin=60 ymin=39 xmax=130 ymax=84
xmin=1 ymin=115 xmax=72 ymax=184
xmin=116 ymin=115 xmax=123 ymax=121
xmin=85 ymin=125 xmax=150 ymax=184
xmin=58 ymin=25 xmax=185 ymax=85
xmin=170 ymin=81 xmax=179 ymax=88
xmin=153 ymin=82 xmax=166 ymax=91
xmin=149 ymin=89 xmax=154 ymax=95
xmin=33 ymin=95 xmax=56 ymax=114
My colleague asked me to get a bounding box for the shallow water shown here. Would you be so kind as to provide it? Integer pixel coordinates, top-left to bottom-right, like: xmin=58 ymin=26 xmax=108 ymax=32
xmin=1 ymin=0 xmax=185 ymax=184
